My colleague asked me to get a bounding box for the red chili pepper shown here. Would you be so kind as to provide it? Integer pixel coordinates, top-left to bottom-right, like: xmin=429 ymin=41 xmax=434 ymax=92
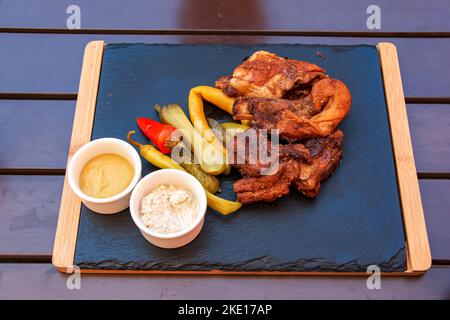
xmin=136 ymin=117 xmax=176 ymax=154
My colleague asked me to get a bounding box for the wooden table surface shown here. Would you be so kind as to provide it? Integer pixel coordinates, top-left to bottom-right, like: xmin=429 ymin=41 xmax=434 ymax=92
xmin=0 ymin=0 xmax=449 ymax=299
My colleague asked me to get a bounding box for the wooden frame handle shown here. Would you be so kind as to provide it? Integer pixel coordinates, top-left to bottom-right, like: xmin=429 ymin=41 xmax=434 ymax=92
xmin=378 ymin=42 xmax=431 ymax=274
xmin=52 ymin=41 xmax=105 ymax=272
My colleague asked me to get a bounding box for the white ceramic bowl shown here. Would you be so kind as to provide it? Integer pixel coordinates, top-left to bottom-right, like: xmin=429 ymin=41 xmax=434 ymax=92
xmin=67 ymin=138 xmax=142 ymax=214
xmin=129 ymin=169 xmax=207 ymax=249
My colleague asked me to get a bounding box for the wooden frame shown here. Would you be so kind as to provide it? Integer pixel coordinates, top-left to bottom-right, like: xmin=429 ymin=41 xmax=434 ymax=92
xmin=52 ymin=41 xmax=431 ymax=276
xmin=52 ymin=41 xmax=104 ymax=271
xmin=377 ymin=42 xmax=431 ymax=274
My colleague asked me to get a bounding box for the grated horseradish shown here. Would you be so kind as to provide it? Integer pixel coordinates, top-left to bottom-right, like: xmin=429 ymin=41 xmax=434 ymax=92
xmin=139 ymin=184 xmax=198 ymax=234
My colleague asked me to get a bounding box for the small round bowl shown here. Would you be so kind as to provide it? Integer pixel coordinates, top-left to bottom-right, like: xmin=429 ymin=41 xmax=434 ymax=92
xmin=129 ymin=169 xmax=207 ymax=249
xmin=68 ymin=138 xmax=142 ymax=214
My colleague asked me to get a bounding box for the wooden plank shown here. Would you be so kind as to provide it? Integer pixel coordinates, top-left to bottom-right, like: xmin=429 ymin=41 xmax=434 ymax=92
xmin=1 ymin=177 xmax=448 ymax=262
xmin=0 ymin=100 xmax=75 ymax=169
xmin=420 ymin=180 xmax=450 ymax=263
xmin=408 ymin=104 xmax=450 ymax=174
xmin=52 ymin=41 xmax=104 ymax=271
xmin=0 ymin=263 xmax=449 ymax=299
xmin=0 ymin=176 xmax=63 ymax=258
xmin=0 ymin=34 xmax=450 ymax=98
xmin=378 ymin=42 xmax=431 ymax=273
xmin=1 ymin=0 xmax=449 ymax=32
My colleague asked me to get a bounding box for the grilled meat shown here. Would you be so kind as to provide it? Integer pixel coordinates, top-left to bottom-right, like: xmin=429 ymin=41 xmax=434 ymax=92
xmin=219 ymin=50 xmax=325 ymax=99
xmin=216 ymin=51 xmax=351 ymax=142
xmin=215 ymin=76 xmax=241 ymax=98
xmin=232 ymin=95 xmax=317 ymax=122
xmin=217 ymin=50 xmax=349 ymax=204
xmin=229 ymin=129 xmax=311 ymax=177
xmin=294 ymin=129 xmax=344 ymax=197
xmin=233 ymin=77 xmax=351 ymax=141
xmin=233 ymin=161 xmax=299 ymax=204
xmin=232 ymin=130 xmax=344 ymax=204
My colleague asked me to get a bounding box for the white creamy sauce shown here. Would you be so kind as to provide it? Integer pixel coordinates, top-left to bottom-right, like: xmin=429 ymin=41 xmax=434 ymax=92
xmin=139 ymin=184 xmax=198 ymax=234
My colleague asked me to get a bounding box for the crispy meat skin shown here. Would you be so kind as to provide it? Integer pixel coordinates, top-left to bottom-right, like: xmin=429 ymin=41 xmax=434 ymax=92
xmin=215 ymin=76 xmax=241 ymax=98
xmin=233 ymin=77 xmax=351 ymax=141
xmin=233 ymin=130 xmax=344 ymax=204
xmin=220 ymin=51 xmax=325 ymax=99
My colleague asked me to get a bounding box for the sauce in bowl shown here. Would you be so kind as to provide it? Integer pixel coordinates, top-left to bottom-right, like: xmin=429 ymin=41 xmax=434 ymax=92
xmin=79 ymin=153 xmax=134 ymax=198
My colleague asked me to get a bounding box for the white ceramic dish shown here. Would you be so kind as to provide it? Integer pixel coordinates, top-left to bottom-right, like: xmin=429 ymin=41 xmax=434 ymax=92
xmin=129 ymin=169 xmax=207 ymax=249
xmin=67 ymin=138 xmax=142 ymax=214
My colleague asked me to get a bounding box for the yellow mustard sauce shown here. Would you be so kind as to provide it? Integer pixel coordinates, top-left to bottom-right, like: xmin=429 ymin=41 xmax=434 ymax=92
xmin=79 ymin=153 xmax=134 ymax=198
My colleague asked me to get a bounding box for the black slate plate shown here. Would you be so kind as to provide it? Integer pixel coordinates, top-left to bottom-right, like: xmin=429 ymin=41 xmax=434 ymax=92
xmin=74 ymin=44 xmax=406 ymax=272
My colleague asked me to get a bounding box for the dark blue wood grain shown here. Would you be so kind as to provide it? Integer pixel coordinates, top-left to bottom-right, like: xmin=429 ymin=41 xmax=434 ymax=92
xmin=74 ymin=44 xmax=406 ymax=272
